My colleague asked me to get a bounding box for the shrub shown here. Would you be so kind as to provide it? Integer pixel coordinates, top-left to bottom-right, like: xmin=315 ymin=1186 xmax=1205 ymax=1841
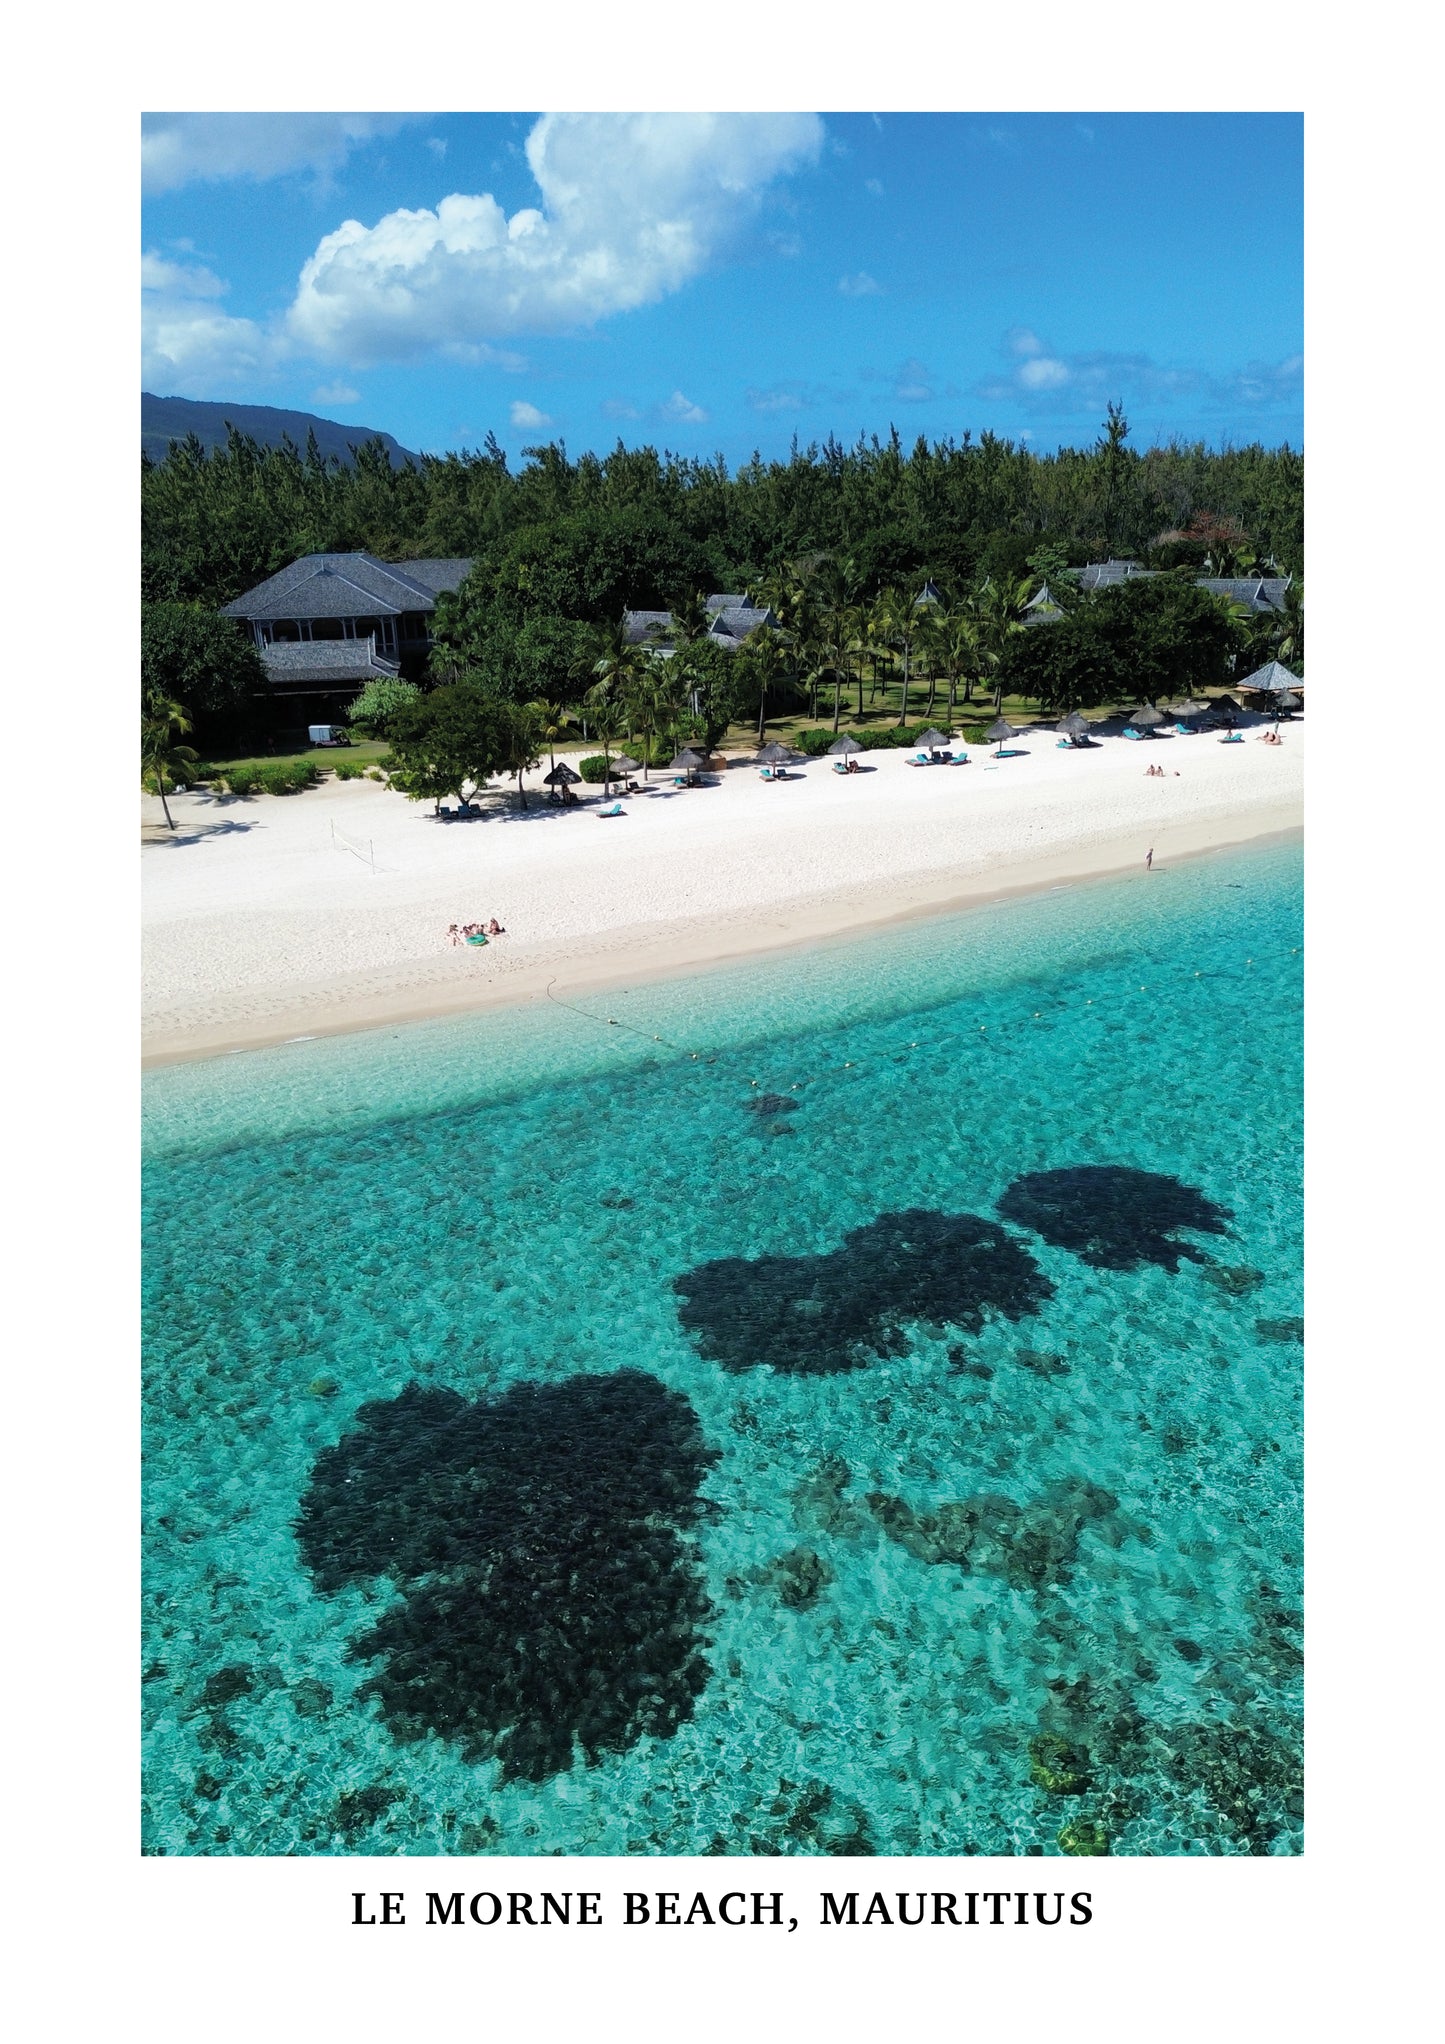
xmin=332 ymin=760 xmax=366 ymax=781
xmin=961 ymin=725 xmax=992 ymax=747
xmin=578 ymin=755 xmax=614 ymax=783
xmin=222 ymin=768 xmax=260 ymax=796
xmin=257 ymin=759 xmax=320 ymax=796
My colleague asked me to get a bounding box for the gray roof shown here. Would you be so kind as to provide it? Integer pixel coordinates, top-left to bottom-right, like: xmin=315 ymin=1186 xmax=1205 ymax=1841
xmin=258 ymin=639 xmax=401 ymax=687
xmin=1023 ymin=583 xmax=1066 ymax=625
xmin=1233 ymin=659 xmax=1302 ymax=694
xmin=1078 ymin=559 xmax=1154 ymax=589
xmin=387 ymin=557 xmax=472 ymax=596
xmin=1196 ymin=576 xmax=1291 ymax=614
xmin=707 ymin=604 xmax=773 ymax=644
xmin=622 ymin=608 xmax=675 ymax=646
xmin=222 ymin=552 xmax=470 ymax=621
xmin=705 ymin=593 xmax=748 ymax=612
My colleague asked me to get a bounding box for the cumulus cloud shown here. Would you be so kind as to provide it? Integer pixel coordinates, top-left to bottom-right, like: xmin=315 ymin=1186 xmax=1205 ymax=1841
xmin=286 ymin=111 xmax=825 ymax=363
xmin=1018 ymin=355 xmax=1071 ymax=390
xmin=509 ymin=399 xmax=553 ymax=429
xmin=660 ymin=390 xmax=708 ymax=425
xmin=312 ymin=382 xmax=361 ymax=406
xmin=839 ymin=271 xmax=882 ymax=296
xmin=142 ymin=248 xmax=283 ymax=394
xmin=141 ymin=113 xmax=424 ymax=195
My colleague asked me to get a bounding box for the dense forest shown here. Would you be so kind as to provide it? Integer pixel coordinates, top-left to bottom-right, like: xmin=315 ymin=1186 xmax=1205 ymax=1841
xmin=140 ymin=414 xmax=1304 ymax=781
xmin=142 ymin=415 xmax=1303 ymax=615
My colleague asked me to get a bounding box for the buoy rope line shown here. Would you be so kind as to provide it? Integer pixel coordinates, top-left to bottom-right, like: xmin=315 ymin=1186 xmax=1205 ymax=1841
xmin=542 ymin=946 xmax=1300 ymax=1094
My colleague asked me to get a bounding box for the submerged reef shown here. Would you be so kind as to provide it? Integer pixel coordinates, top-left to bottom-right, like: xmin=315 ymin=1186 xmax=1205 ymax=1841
xmin=674 ymin=1209 xmax=1053 ymax=1374
xmin=867 ymin=1478 xmax=1126 ymax=1591
xmin=997 ymin=1166 xmax=1232 ymax=1272
xmin=295 ymin=1370 xmax=718 ymax=1782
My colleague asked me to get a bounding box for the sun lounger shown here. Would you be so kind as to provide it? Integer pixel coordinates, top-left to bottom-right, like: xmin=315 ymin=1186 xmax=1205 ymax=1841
xmin=598 ymin=802 xmax=624 ymax=817
xmin=1123 ymin=728 xmax=1144 ymax=741
xmin=832 ymin=760 xmax=850 ymax=773
xmin=1219 ymin=732 xmax=1244 ymax=744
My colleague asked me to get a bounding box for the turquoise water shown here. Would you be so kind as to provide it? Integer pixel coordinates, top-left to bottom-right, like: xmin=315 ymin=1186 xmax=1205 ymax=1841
xmin=142 ymin=836 xmax=1303 ymax=1857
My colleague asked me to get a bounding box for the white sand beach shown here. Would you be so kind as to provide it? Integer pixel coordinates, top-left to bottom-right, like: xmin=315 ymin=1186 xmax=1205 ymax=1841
xmin=141 ymin=725 xmax=1302 ymax=1064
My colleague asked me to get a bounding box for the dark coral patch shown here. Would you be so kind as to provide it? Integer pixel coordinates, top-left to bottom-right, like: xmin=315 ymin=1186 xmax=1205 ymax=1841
xmin=674 ymin=1209 xmax=1053 ymax=1374
xmin=295 ymin=1370 xmax=718 ymax=1782
xmin=997 ymin=1166 xmax=1232 ymax=1272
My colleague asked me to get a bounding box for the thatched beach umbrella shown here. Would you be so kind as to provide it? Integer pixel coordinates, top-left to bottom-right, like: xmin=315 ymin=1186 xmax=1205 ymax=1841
xmin=828 ymin=734 xmax=862 ymax=755
xmin=669 ymin=746 xmax=707 ymax=784
xmin=543 ymin=761 xmax=582 ymax=801
xmin=1275 ymin=689 xmax=1301 ymax=715
xmin=756 ymin=741 xmax=797 ymax=776
xmin=1056 ymin=711 xmax=1091 ymax=745
xmin=1128 ymin=703 xmax=1165 ymax=732
xmin=1166 ymin=699 xmax=1208 ymax=719
xmin=986 ymin=717 xmax=1017 ymax=756
xmin=611 ymin=755 xmax=642 ymax=781
xmin=916 ymin=728 xmax=950 ymax=752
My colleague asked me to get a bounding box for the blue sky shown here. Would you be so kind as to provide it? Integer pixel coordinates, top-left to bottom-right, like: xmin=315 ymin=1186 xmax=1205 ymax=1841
xmin=141 ymin=111 xmax=1302 ymax=462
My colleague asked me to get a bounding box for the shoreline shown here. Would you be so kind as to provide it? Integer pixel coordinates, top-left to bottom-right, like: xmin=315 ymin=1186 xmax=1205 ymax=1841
xmin=142 ymin=801 xmax=1301 ymax=1068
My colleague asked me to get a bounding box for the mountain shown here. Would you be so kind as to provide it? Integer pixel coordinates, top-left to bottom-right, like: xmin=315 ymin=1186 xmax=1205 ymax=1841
xmin=142 ymin=392 xmax=418 ymax=468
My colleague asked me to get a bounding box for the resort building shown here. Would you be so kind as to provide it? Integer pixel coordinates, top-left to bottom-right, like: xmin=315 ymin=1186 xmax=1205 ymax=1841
xmin=621 ymin=593 xmax=776 ymax=652
xmin=1078 ymin=559 xmax=1293 ymax=613
xmin=221 ymin=552 xmax=473 ymax=717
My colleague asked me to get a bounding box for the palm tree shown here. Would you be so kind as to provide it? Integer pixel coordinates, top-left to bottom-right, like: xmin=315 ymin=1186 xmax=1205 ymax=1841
xmin=974 ymin=575 xmax=1032 ymax=713
xmin=530 ymin=698 xmax=576 ymax=772
xmin=622 ymin=656 xmax=683 ymax=779
xmin=879 ymin=585 xmax=927 ymax=726
xmin=1270 ymin=580 xmax=1303 ymax=671
xmin=926 ymin=608 xmax=978 ymax=721
xmin=585 ymin=696 xmax=626 ymax=787
xmin=141 ymin=688 xmax=197 ymax=831
xmin=588 ymin=618 xmax=643 ymax=708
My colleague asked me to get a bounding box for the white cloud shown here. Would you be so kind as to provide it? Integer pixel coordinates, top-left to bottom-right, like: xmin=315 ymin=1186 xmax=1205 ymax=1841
xmin=141 ymin=248 xmax=284 ymax=394
xmin=426 ymin=137 xmax=448 ymax=159
xmin=839 ymin=271 xmax=882 ymax=297
xmin=1019 ymin=356 xmax=1071 ymax=390
xmin=660 ymin=390 xmax=708 ymax=424
xmin=141 ymin=113 xmax=424 ymax=195
xmin=978 ymin=330 xmax=1304 ymax=416
xmin=601 ymin=399 xmax=640 ymax=419
xmin=768 ymin=231 xmax=804 ymax=258
xmin=509 ymin=399 xmax=553 ymax=429
xmin=894 ymin=357 xmax=934 ymax=402
xmin=312 ymin=382 xmax=360 ymax=406
xmin=287 ymin=112 xmax=825 ymax=363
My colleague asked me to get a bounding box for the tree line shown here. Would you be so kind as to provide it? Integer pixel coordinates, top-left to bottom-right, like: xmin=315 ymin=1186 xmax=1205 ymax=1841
xmin=141 ymin=409 xmax=1303 ymax=794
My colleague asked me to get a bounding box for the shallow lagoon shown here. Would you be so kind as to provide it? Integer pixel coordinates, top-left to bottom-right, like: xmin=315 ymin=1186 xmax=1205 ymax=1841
xmin=142 ymin=836 xmax=1302 ymax=1856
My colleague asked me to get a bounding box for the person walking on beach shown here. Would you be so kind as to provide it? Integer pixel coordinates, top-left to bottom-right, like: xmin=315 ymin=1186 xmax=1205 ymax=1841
xmin=1145 ymin=847 xmax=1154 ymax=870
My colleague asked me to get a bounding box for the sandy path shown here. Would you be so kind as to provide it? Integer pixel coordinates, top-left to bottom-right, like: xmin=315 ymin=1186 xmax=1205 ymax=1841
xmin=142 ymin=726 xmax=1302 ymax=1063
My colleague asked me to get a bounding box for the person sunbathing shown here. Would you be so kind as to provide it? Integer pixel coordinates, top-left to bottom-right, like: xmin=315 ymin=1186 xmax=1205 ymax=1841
xmin=487 ymin=918 xmax=505 ymax=936
xmin=447 ymin=923 xmax=460 ymax=945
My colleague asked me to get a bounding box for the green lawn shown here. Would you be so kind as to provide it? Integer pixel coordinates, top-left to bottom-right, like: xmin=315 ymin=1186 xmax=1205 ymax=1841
xmin=191 ymin=737 xmax=391 ymax=775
